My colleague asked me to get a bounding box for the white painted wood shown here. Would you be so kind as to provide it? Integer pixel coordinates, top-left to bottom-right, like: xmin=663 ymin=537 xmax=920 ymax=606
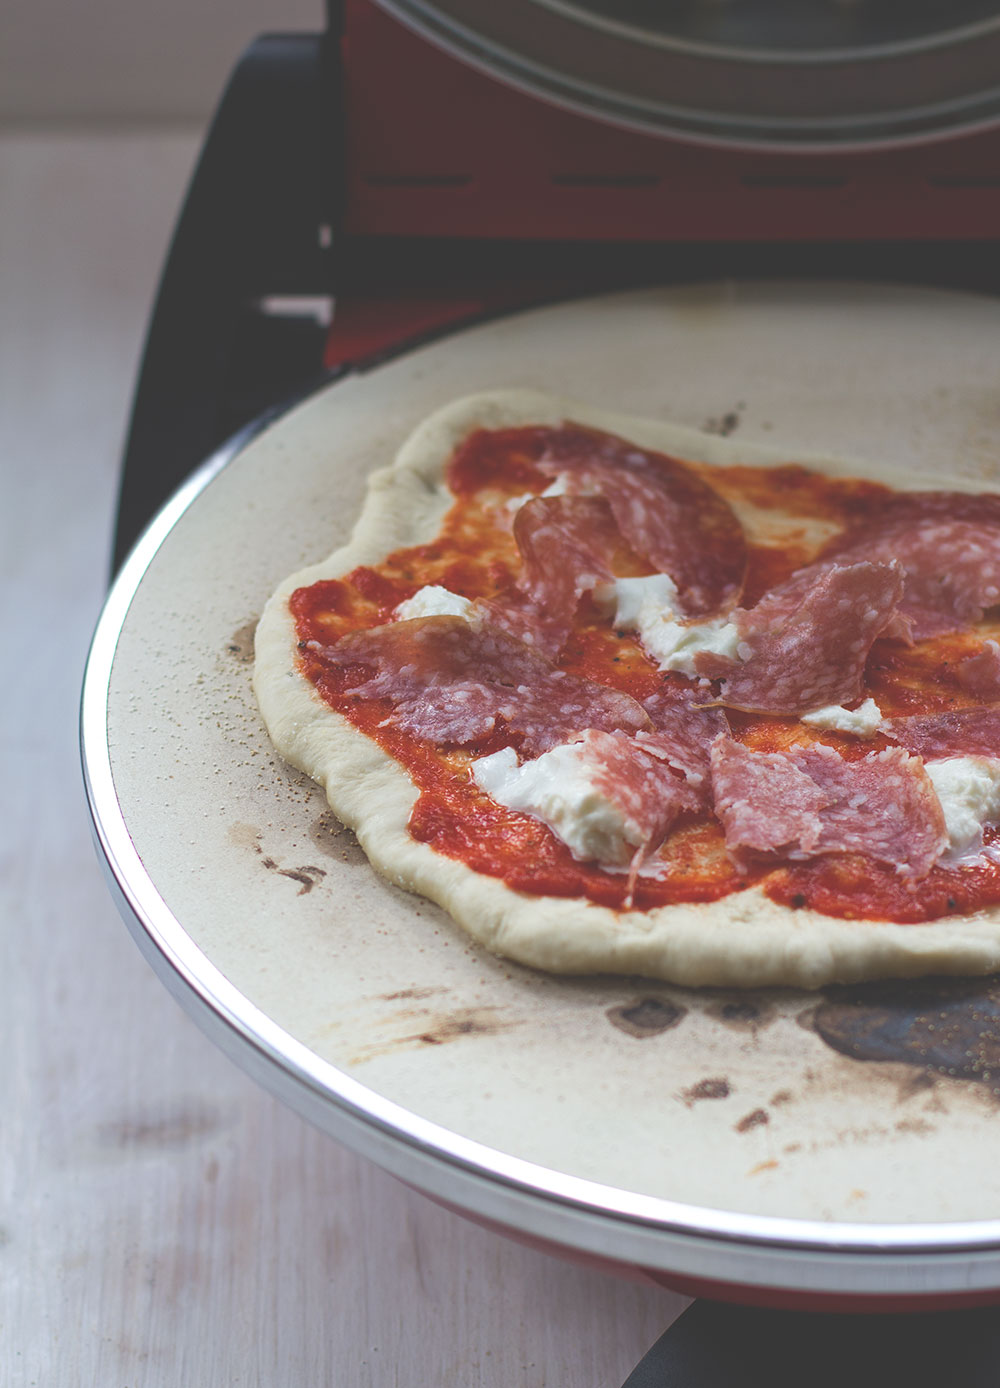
xmin=0 ymin=130 xmax=684 ymax=1387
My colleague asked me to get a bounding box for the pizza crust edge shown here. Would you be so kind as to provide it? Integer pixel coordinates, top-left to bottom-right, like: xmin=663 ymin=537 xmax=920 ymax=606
xmin=253 ymin=388 xmax=1000 ymax=989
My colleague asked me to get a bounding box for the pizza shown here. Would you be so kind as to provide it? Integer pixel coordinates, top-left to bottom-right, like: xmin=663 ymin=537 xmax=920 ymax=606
xmin=253 ymin=389 xmax=1000 ymax=988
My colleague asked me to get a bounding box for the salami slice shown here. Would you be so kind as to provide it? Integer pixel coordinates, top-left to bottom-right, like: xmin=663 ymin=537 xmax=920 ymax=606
xmin=317 ymin=615 xmax=650 ymax=756
xmin=535 ymin=424 xmax=746 ymax=616
xmin=484 ymin=495 xmax=618 ymax=657
xmin=697 ymin=561 xmax=904 ymax=714
xmin=816 ymin=492 xmax=1000 ymax=639
xmin=884 ymin=705 xmax=1000 ymax=761
xmin=586 ymin=729 xmax=701 ymax=857
xmin=638 ymin=686 xmax=730 ymax=798
xmin=710 ymin=737 xmax=947 ymax=878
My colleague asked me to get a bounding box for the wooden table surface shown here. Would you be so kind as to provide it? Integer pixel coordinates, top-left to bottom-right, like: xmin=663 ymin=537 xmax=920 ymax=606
xmin=1 ymin=129 xmax=686 ymax=1386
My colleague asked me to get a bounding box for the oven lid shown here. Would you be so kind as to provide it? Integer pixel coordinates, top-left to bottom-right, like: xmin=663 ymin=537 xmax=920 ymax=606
xmin=373 ymin=0 xmax=1000 ymax=148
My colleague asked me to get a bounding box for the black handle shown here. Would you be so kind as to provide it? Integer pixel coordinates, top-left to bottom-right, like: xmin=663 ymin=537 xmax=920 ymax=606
xmin=623 ymin=1300 xmax=1000 ymax=1387
xmin=112 ymin=30 xmax=338 ymax=574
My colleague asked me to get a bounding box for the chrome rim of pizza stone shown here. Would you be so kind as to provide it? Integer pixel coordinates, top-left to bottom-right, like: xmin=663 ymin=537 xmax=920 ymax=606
xmin=83 ymin=283 xmax=1000 ymax=1297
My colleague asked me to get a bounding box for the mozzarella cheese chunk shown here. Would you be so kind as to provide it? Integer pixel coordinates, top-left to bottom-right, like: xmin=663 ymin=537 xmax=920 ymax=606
xmin=642 ymin=614 xmax=742 ymax=677
xmin=505 ymin=475 xmax=576 ymax=513
xmin=471 ymin=742 xmax=641 ymax=867
xmin=593 ymin=572 xmax=679 ymax=628
xmin=593 ymin=572 xmax=740 ymax=676
xmin=394 ymin=585 xmax=475 ymax=622
xmin=925 ymin=756 xmax=1000 ymax=861
xmin=802 ymin=698 xmax=883 ymax=737
xmin=595 ymin=573 xmax=740 ymax=676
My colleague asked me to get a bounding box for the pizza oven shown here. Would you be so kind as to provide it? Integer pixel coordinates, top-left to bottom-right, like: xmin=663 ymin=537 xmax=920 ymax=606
xmin=113 ymin=0 xmax=1000 ymax=568
xmin=89 ymin=3 xmax=1000 ymax=1381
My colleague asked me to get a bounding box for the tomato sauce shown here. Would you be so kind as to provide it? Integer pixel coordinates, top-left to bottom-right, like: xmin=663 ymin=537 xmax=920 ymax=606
xmin=291 ymin=426 xmax=1000 ymax=924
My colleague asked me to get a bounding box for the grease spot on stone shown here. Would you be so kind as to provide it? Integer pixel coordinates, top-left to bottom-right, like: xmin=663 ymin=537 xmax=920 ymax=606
xmin=226 ymin=619 xmax=258 ymax=664
xmin=681 ymin=1076 xmax=731 ymax=1106
xmin=228 ymin=821 xmax=261 ymax=851
xmin=607 ymin=996 xmax=687 ymax=1039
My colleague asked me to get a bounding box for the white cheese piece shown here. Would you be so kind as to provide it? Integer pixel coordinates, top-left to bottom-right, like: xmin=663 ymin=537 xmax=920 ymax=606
xmin=802 ymin=698 xmax=883 ymax=737
xmin=593 ymin=572 xmax=680 ymax=628
xmin=504 ymin=473 xmax=604 ymax=514
xmin=593 ymin=572 xmax=740 ymax=676
xmin=504 ymin=475 xmax=572 ymax=513
xmin=641 ymin=614 xmax=742 ymax=677
xmin=394 ymin=585 xmax=475 ymax=622
xmin=471 ymin=742 xmax=641 ymax=867
xmin=925 ymin=756 xmax=1000 ymax=861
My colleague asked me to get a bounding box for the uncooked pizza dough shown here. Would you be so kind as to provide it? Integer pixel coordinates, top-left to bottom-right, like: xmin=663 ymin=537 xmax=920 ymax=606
xmin=253 ymin=390 xmax=1000 ymax=988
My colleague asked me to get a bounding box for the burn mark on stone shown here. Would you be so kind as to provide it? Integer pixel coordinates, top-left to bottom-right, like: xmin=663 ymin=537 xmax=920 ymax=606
xmin=233 ymin=828 xmax=330 ymax=895
xmin=255 ymin=848 xmax=326 ymax=895
xmin=703 ymin=403 xmax=744 ymax=438
xmin=415 ymin=1011 xmax=508 ymax=1045
xmin=682 ymin=1076 xmax=731 ymax=1106
xmin=226 ymin=619 xmax=258 ymax=663
xmin=350 ymin=1007 xmax=517 ymax=1064
xmin=735 ymin=1108 xmax=770 ymax=1133
xmin=607 ymin=996 xmax=687 ymax=1038
xmin=277 ymin=865 xmax=326 ymax=894
xmin=807 ymin=976 xmax=1000 ymax=1096
xmin=381 ymin=986 xmax=446 ymax=1002
xmin=705 ymin=996 xmax=776 ymax=1031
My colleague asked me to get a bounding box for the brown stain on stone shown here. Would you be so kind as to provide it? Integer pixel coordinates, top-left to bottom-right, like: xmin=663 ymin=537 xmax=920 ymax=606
xmin=276 ymin=864 xmax=326 ymax=895
xmin=805 ymin=976 xmax=1000 ymax=1098
xmin=681 ymin=1076 xmax=731 ymax=1106
xmin=748 ymin=1160 xmax=779 ymax=1175
xmin=226 ymin=618 xmax=258 ymax=664
xmin=413 ymin=1011 xmax=505 ymax=1045
xmin=380 ymin=986 xmax=447 ymax=1002
xmin=228 ymin=821 xmax=262 ymax=851
xmin=349 ymin=1006 xmax=518 ymax=1065
xmin=607 ymin=996 xmax=687 ymax=1039
xmin=705 ymin=996 xmax=777 ymax=1032
xmin=895 ymin=1116 xmax=936 ymax=1136
xmin=735 ymin=1108 xmax=770 ymax=1133
xmin=230 ymin=824 xmax=328 ymax=894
